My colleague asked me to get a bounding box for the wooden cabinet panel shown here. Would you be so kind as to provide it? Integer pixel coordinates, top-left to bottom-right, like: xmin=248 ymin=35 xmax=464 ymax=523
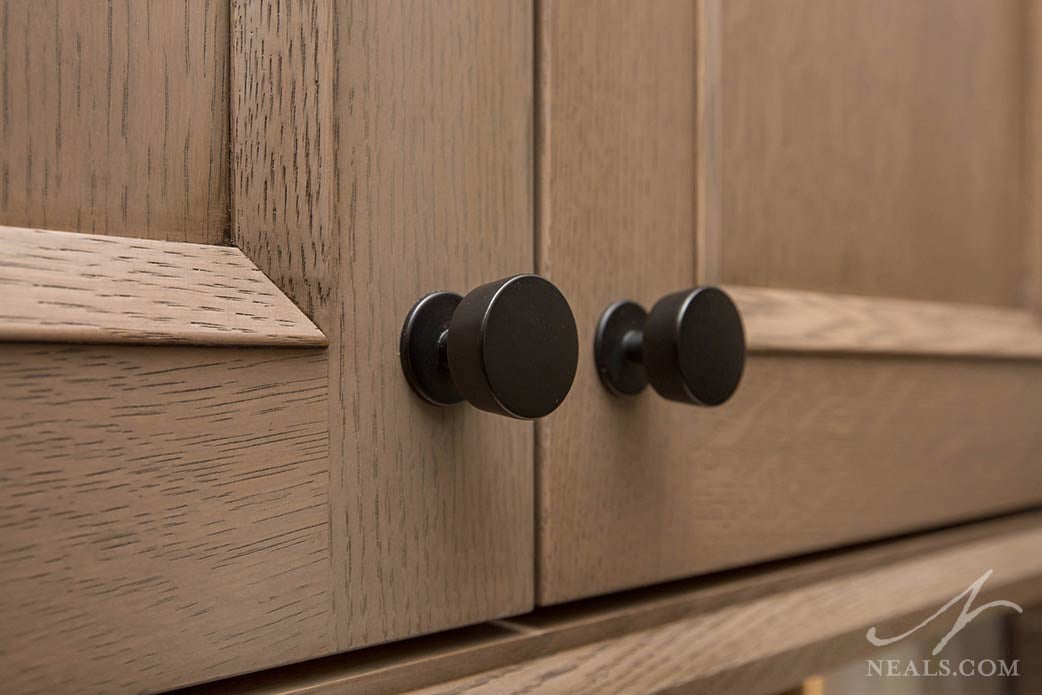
xmin=537 ymin=0 xmax=1042 ymax=603
xmin=0 ymin=344 xmax=332 ymax=694
xmin=0 ymin=0 xmax=230 ymax=243
xmin=713 ymin=0 xmax=1027 ymax=306
xmin=540 ymin=352 xmax=1042 ymax=603
xmin=0 ymin=1 xmax=535 ymax=692
xmin=535 ymin=0 xmax=701 ymax=603
xmin=232 ymin=0 xmax=535 ymax=652
xmin=177 ymin=514 xmax=1042 ymax=695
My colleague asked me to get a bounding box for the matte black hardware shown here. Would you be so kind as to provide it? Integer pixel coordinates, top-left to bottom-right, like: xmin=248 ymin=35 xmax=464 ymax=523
xmin=400 ymin=274 xmax=579 ymax=419
xmin=594 ymin=286 xmax=745 ymax=406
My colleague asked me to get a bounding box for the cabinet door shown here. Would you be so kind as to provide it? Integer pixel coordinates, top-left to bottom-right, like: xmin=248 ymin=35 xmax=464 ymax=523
xmin=537 ymin=0 xmax=1042 ymax=604
xmin=0 ymin=2 xmax=533 ymax=693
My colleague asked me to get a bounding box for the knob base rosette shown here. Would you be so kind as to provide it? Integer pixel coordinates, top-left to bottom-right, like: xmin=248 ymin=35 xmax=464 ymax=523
xmin=400 ymin=291 xmax=464 ymax=407
xmin=594 ymin=300 xmax=649 ymax=397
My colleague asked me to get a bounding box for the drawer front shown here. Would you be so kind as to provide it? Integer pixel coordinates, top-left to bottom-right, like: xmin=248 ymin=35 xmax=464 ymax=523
xmin=0 ymin=1 xmax=534 ymax=693
xmin=536 ymin=0 xmax=1042 ymax=604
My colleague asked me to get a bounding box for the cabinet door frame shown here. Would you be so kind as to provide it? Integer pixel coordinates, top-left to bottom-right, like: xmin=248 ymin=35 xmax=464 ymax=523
xmin=535 ymin=0 xmax=1042 ymax=604
xmin=1 ymin=1 xmax=536 ymax=692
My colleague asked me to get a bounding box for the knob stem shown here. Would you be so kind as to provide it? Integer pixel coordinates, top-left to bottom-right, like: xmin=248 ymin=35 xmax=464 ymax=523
xmin=436 ymin=329 xmax=450 ymax=368
xmin=621 ymin=330 xmax=644 ymax=363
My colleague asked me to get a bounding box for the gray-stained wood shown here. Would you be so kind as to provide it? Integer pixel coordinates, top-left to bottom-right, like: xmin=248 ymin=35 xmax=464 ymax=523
xmin=2 ymin=0 xmax=1042 ymax=693
xmin=231 ymin=0 xmax=536 ymax=655
xmin=0 ymin=225 xmax=326 ymax=346
xmin=0 ymin=0 xmax=231 ymax=243
xmin=536 ymin=0 xmax=1042 ymax=605
xmin=0 ymin=344 xmax=332 ymax=694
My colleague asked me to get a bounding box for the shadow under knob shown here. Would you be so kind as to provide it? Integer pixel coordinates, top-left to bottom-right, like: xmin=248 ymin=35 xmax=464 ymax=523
xmin=401 ymin=274 xmax=579 ymax=419
xmin=594 ymin=286 xmax=745 ymax=406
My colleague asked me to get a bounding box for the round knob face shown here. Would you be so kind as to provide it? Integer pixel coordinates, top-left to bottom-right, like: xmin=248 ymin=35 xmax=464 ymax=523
xmin=644 ymin=286 xmax=745 ymax=406
xmin=448 ymin=275 xmax=579 ymax=419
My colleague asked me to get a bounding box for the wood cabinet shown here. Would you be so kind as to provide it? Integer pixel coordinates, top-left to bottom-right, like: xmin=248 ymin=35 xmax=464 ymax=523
xmin=535 ymin=0 xmax=1042 ymax=604
xmin=1 ymin=2 xmax=532 ymax=693
xmin=2 ymin=1 xmax=1042 ymax=693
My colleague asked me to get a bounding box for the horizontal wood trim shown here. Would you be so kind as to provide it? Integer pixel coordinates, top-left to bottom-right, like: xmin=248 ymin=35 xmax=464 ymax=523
xmin=0 ymin=226 xmax=326 ymax=346
xmin=730 ymin=285 xmax=1042 ymax=359
xmin=179 ymin=512 xmax=1042 ymax=695
xmin=421 ymin=523 xmax=1042 ymax=694
xmin=414 ymin=523 xmax=1042 ymax=694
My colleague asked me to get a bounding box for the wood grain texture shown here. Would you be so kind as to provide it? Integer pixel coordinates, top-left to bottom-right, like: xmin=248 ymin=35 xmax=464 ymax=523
xmin=537 ymin=0 xmax=1042 ymax=605
xmin=0 ymin=225 xmax=325 ymax=346
xmin=730 ymin=285 xmax=1042 ymax=359
xmin=535 ymin=0 xmax=700 ymax=600
xmin=409 ymin=524 xmax=1042 ymax=695
xmin=1010 ymin=602 xmax=1042 ymax=695
xmin=0 ymin=344 xmax=332 ymax=695
xmin=540 ymin=352 xmax=1042 ymax=604
xmin=180 ymin=513 xmax=1042 ymax=695
xmin=1028 ymin=0 xmax=1042 ymax=311
xmin=812 ymin=612 xmax=1010 ymax=695
xmin=695 ymin=0 xmax=722 ymax=285
xmin=232 ymin=0 xmax=535 ymax=651
xmin=716 ymin=0 xmax=1027 ymax=306
xmin=0 ymin=0 xmax=230 ymax=243
xmin=231 ymin=0 xmax=333 ymax=321
xmin=536 ymin=0 xmax=697 ymax=294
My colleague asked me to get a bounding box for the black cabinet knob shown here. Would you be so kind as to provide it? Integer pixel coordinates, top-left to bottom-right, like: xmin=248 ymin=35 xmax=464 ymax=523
xmin=400 ymin=274 xmax=579 ymax=419
xmin=594 ymin=286 xmax=745 ymax=406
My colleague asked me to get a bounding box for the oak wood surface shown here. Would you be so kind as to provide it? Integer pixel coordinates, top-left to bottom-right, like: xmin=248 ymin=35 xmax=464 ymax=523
xmin=408 ymin=524 xmax=1042 ymax=695
xmin=535 ymin=0 xmax=701 ymax=602
xmin=540 ymin=349 xmax=1042 ymax=604
xmin=537 ymin=0 xmax=1042 ymax=606
xmin=714 ymin=0 xmax=1027 ymax=306
xmin=232 ymin=0 xmax=535 ymax=652
xmin=1011 ymin=602 xmax=1042 ymax=695
xmin=178 ymin=513 xmax=1042 ymax=695
xmin=730 ymin=285 xmax=1042 ymax=359
xmin=0 ymin=344 xmax=332 ymax=695
xmin=0 ymin=225 xmax=325 ymax=346
xmin=0 ymin=0 xmax=230 ymax=243
xmin=1028 ymin=0 xmax=1042 ymax=311
xmin=695 ymin=0 xmax=722 ymax=284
